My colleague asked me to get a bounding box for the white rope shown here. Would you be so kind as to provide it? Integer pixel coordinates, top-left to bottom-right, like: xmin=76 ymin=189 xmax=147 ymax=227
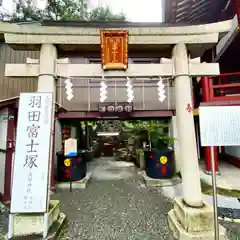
xmin=100 ymin=76 xmax=107 ymax=103
xmin=126 ymin=77 xmax=134 ymax=103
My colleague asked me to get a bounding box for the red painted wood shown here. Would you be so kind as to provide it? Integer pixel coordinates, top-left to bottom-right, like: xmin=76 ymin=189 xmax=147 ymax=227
xmin=201 ymin=76 xmax=210 ymax=101
xmin=219 ymin=71 xmax=240 ymax=76
xmin=208 ymin=77 xmax=215 ymax=100
xmin=217 ymin=87 xmax=240 ymax=94
xmin=223 ymin=153 xmax=240 ymax=168
xmin=211 ymin=96 xmax=240 ymax=101
xmin=57 ymin=110 xmax=174 ymax=119
xmin=212 ymin=83 xmax=240 ymax=88
xmin=204 ymin=146 xmax=219 ymax=172
xmin=205 ymin=72 xmax=240 ymax=101
xmin=3 ymin=107 xmax=16 ymax=203
xmin=200 ymin=100 xmax=240 ymax=106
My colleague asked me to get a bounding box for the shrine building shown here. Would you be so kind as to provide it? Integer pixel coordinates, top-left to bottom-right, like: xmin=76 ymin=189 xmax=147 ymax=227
xmin=0 ymin=14 xmax=238 ymax=238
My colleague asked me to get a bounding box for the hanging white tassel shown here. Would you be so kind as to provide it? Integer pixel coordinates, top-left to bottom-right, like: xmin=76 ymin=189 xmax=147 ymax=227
xmin=157 ymin=77 xmax=166 ymax=102
xmin=100 ymin=76 xmax=107 ymax=103
xmin=65 ymin=77 xmax=74 ymax=101
xmin=126 ymin=77 xmax=134 ymax=103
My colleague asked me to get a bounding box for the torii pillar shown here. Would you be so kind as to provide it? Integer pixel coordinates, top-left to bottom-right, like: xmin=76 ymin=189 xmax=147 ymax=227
xmin=167 ymin=43 xmax=226 ymax=239
xmin=38 ymin=43 xmax=57 ymax=193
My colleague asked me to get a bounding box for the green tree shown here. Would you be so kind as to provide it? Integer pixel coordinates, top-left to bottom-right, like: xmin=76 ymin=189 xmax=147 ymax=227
xmin=10 ymin=0 xmax=126 ymax=21
xmin=89 ymin=6 xmax=126 ymax=21
xmin=123 ymin=120 xmax=175 ymax=148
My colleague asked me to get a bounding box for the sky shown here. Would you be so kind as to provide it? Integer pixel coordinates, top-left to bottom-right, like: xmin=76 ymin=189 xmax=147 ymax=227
xmin=2 ymin=0 xmax=163 ymax=22
xmin=90 ymin=0 xmax=163 ymax=22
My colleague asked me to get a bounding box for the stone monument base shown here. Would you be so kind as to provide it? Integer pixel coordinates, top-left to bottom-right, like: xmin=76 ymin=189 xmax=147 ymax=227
xmin=8 ymin=200 xmax=66 ymax=239
xmin=56 ymin=172 xmax=92 ymax=189
xmin=168 ymin=197 xmax=227 ymax=240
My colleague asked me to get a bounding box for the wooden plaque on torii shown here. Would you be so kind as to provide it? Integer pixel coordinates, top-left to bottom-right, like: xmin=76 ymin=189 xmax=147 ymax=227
xmin=100 ymin=30 xmax=128 ymax=70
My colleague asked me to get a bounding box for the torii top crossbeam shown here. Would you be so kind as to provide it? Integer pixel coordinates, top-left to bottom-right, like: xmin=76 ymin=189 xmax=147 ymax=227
xmin=0 ymin=19 xmax=233 ymax=79
xmin=0 ymin=20 xmax=232 ymax=57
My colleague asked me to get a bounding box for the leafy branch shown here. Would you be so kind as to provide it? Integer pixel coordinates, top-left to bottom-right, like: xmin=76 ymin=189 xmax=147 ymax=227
xmin=9 ymin=0 xmax=127 ymax=22
xmin=123 ymin=120 xmax=175 ymax=148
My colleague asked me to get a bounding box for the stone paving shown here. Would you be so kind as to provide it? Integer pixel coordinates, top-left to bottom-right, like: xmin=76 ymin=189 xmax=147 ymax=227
xmin=200 ymin=161 xmax=240 ymax=191
xmin=52 ymin=157 xmax=173 ymax=240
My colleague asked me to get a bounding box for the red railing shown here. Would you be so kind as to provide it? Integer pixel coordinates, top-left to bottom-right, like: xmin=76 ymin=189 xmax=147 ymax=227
xmin=201 ymin=73 xmax=240 ymax=102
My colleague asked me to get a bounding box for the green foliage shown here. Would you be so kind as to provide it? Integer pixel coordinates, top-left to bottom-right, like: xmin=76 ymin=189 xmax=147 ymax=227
xmin=123 ymin=120 xmax=175 ymax=147
xmin=88 ymin=6 xmax=126 ymax=21
xmin=10 ymin=0 xmax=126 ymax=21
xmin=79 ymin=120 xmax=174 ymax=149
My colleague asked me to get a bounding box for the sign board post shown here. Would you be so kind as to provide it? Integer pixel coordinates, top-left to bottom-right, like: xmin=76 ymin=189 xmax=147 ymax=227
xmin=8 ymin=92 xmax=53 ymax=239
xmin=209 ymin=145 xmax=219 ymax=240
xmin=199 ymin=105 xmax=240 ymax=240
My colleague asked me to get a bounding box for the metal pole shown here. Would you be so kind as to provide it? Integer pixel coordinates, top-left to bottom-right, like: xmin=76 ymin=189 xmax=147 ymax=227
xmin=7 ymin=213 xmax=13 ymax=239
xmin=210 ymin=146 xmax=219 ymax=240
xmin=70 ymin=180 xmax=72 ymax=192
xmin=43 ymin=212 xmax=49 ymax=238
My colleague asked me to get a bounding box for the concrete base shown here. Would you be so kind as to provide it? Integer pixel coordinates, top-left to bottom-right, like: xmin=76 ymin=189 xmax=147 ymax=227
xmin=168 ymin=197 xmax=227 ymax=240
xmin=8 ymin=212 xmax=67 ymax=240
xmin=56 ymin=172 xmax=92 ymax=189
xmin=204 ymin=169 xmax=221 ymax=176
xmin=10 ymin=200 xmax=60 ymax=237
xmin=139 ymin=171 xmax=181 ymax=187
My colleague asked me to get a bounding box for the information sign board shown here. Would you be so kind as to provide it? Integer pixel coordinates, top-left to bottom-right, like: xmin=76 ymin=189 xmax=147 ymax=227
xmin=199 ymin=106 xmax=240 ymax=147
xmin=10 ymin=92 xmax=53 ymax=213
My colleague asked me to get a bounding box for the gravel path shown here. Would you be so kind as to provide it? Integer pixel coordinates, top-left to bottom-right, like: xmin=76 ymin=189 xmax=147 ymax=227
xmin=0 ymin=209 xmax=8 ymax=240
xmin=52 ymin=158 xmax=173 ymax=240
xmin=2 ymin=157 xmax=239 ymax=239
